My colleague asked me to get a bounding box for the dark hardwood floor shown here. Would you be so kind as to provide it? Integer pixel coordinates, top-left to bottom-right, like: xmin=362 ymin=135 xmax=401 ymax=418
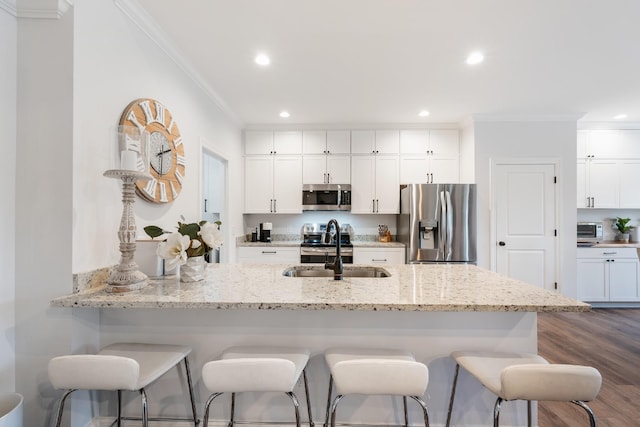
xmin=537 ymin=308 xmax=640 ymax=426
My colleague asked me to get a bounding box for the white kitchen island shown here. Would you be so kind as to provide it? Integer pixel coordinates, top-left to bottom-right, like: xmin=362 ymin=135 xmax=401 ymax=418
xmin=52 ymin=263 xmax=589 ymax=427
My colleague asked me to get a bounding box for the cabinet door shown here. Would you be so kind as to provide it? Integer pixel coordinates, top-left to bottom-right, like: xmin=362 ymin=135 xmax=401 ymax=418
xmin=326 ymin=155 xmax=350 ymax=184
xmin=351 ymin=130 xmax=376 ymax=154
xmin=400 ymin=155 xmax=430 ymax=184
xmin=430 ymin=158 xmax=459 ymax=183
xmin=609 ymin=259 xmax=640 ymax=301
xmin=374 ymin=155 xmax=400 ymax=214
xmin=273 ymin=156 xmax=302 ymax=213
xmin=589 ymin=160 xmax=619 ymax=208
xmin=244 ymin=156 xmax=273 ymax=213
xmin=326 ymin=130 xmax=350 ymax=154
xmin=302 ymin=130 xmax=326 ymax=154
xmin=302 ymin=156 xmax=327 ymax=184
xmin=589 ymin=130 xmax=622 ymax=158
xmin=375 ymin=130 xmax=400 ymax=154
xmin=577 ymin=130 xmax=588 ymax=159
xmin=616 ymin=130 xmax=640 ymax=158
xmin=429 ymin=129 xmax=460 ymax=157
xmin=619 ymin=160 xmax=640 ymax=208
xmin=274 ymin=131 xmax=302 ymax=154
xmin=351 ymin=155 xmax=376 ymax=213
xmin=245 ymin=131 xmax=273 ymax=155
xmin=577 ymin=159 xmax=589 ymax=208
xmin=354 ymin=248 xmax=405 ymax=264
xmin=400 ymin=130 xmax=428 ymax=154
xmin=577 ymin=259 xmax=609 ymax=302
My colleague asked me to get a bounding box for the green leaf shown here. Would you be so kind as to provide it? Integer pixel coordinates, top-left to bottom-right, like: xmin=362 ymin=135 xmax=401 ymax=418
xmin=144 ymin=225 xmax=165 ymax=239
xmin=179 ymin=222 xmax=200 ymax=239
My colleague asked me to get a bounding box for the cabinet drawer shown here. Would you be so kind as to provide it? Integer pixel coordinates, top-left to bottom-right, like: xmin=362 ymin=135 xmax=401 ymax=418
xmin=237 ymin=247 xmax=299 ymax=264
xmin=353 ymin=248 xmax=405 ymax=264
xmin=577 ymin=247 xmax=639 ymax=259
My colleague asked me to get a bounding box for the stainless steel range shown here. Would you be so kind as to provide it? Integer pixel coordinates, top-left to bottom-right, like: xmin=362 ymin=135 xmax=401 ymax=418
xmin=300 ymin=223 xmax=353 ymax=264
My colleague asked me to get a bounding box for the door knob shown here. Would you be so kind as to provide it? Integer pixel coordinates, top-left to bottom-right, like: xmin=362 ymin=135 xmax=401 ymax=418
xmin=498 ymin=241 xmax=506 ymax=246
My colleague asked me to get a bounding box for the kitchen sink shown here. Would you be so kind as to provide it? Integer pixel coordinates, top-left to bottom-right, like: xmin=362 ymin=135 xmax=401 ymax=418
xmin=282 ymin=266 xmax=391 ymax=278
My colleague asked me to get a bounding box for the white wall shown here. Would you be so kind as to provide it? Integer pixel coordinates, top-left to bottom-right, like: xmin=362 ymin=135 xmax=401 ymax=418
xmin=72 ymin=0 xmax=243 ymax=274
xmin=16 ymin=8 xmax=76 ymax=427
xmin=473 ymin=118 xmax=578 ymax=297
xmin=459 ymin=118 xmax=475 ymax=184
xmin=0 ymin=6 xmax=16 ymax=394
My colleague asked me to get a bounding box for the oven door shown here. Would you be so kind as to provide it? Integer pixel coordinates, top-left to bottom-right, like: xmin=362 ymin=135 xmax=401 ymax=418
xmin=300 ymin=246 xmax=353 ymax=264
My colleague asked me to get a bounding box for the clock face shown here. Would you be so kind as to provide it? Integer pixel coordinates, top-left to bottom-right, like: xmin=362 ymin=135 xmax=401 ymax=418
xmin=119 ymin=98 xmax=185 ymax=203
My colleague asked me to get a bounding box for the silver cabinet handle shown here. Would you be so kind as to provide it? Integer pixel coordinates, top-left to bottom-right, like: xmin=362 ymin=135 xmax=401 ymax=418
xmin=273 ymin=199 xmax=277 ymax=212
xmin=371 ymin=258 xmax=387 ymax=262
xmin=603 ymin=252 xmax=617 ymax=255
xmin=324 ymin=173 xmax=327 ymax=183
xmin=590 ymin=197 xmax=594 ymax=207
xmin=430 ymin=173 xmax=434 ymax=183
xmin=261 ymin=251 xmax=277 ymax=254
xmin=327 ymin=173 xmax=330 ymax=183
xmin=204 ymin=198 xmax=208 ymax=212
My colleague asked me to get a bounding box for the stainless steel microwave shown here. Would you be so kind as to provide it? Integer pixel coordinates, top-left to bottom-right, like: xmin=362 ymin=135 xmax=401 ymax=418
xmin=302 ymin=184 xmax=351 ymax=211
xmin=577 ymin=222 xmax=603 ymax=241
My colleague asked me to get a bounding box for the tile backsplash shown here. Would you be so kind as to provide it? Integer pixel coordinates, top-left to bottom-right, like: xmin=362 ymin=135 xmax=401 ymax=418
xmin=578 ymin=208 xmax=640 ymax=241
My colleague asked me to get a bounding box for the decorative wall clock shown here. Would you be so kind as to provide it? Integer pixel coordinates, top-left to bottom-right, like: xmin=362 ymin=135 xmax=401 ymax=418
xmin=119 ymin=98 xmax=185 ymax=203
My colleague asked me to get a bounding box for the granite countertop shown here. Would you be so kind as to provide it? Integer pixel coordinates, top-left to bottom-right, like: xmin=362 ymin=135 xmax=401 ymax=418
xmin=52 ymin=263 xmax=589 ymax=312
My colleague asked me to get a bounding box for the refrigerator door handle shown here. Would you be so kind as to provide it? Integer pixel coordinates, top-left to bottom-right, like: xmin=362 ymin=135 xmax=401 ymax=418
xmin=445 ymin=190 xmax=454 ymax=260
xmin=439 ymin=191 xmax=447 ymax=258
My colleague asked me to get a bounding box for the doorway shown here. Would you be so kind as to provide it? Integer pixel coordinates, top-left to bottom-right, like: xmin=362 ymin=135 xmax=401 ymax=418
xmin=491 ymin=160 xmax=558 ymax=291
xmin=202 ymin=149 xmax=227 ymax=263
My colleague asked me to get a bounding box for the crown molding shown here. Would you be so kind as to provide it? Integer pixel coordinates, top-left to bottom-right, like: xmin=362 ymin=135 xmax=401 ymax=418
xmin=577 ymin=121 xmax=640 ymax=130
xmin=14 ymin=0 xmax=72 ymax=18
xmin=114 ymin=0 xmax=243 ymax=127
xmin=0 ymin=0 xmax=16 ymax=16
xmin=472 ymin=113 xmax=585 ymax=123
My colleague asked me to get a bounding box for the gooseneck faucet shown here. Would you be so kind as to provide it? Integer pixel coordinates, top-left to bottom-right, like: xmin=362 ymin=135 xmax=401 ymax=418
xmin=324 ymin=219 xmax=343 ymax=280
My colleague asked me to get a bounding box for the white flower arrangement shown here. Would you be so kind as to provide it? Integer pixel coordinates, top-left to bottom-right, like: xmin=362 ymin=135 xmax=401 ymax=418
xmin=144 ymin=216 xmax=222 ymax=270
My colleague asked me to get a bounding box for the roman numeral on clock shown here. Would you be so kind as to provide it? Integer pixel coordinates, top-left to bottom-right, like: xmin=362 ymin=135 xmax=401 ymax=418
xmin=159 ymin=182 xmax=168 ymax=203
xmin=144 ymin=178 xmax=157 ymax=198
xmin=139 ymin=100 xmax=166 ymax=126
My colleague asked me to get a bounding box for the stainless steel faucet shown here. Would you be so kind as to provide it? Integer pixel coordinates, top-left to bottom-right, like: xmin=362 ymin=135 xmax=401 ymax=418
xmin=324 ymin=219 xmax=343 ymax=280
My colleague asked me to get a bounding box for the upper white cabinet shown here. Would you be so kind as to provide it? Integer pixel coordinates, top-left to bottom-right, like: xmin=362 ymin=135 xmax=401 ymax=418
xmin=351 ymin=130 xmax=400 ymax=154
xmin=245 ymin=130 xmax=302 ymax=155
xmin=244 ymin=130 xmax=302 ymax=213
xmin=578 ymin=129 xmax=640 ymax=208
xmin=399 ymin=129 xmax=460 ymax=184
xmin=351 ymin=154 xmax=399 ymax=214
xmin=302 ymin=130 xmax=351 ymax=184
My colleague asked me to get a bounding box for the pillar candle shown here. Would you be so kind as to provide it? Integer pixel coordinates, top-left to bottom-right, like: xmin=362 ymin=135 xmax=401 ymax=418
xmin=121 ymin=150 xmax=138 ymax=171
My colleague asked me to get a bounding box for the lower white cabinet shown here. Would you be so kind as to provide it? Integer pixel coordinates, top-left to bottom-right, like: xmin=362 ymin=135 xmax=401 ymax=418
xmin=353 ymin=247 xmax=405 ymax=264
xmin=577 ymin=248 xmax=640 ymax=302
xmin=237 ymin=247 xmax=299 ymax=264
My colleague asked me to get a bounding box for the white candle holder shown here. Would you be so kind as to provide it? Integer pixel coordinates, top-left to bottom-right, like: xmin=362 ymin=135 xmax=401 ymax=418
xmin=103 ymin=126 xmax=152 ymax=293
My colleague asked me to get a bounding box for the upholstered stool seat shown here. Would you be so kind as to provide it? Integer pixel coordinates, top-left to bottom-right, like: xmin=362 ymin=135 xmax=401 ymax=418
xmin=202 ymin=346 xmax=313 ymax=427
xmin=445 ymin=351 xmax=602 ymax=427
xmin=48 ymin=343 xmax=198 ymax=427
xmin=324 ymin=348 xmax=430 ymax=427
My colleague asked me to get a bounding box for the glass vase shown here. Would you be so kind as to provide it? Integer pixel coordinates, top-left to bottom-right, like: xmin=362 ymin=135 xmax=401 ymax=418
xmin=180 ymin=256 xmax=206 ymax=282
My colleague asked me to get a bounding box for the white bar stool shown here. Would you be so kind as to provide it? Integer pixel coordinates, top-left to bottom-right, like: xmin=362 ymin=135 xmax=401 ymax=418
xmin=201 ymin=346 xmax=313 ymax=427
xmin=324 ymin=348 xmax=430 ymax=427
xmin=48 ymin=343 xmax=198 ymax=427
xmin=445 ymin=351 xmax=602 ymax=427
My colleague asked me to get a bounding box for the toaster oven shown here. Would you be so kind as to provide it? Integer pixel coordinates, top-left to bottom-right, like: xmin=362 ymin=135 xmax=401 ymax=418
xmin=577 ymin=222 xmax=603 ymax=241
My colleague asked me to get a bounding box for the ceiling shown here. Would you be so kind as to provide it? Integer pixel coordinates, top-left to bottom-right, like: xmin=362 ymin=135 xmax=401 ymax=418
xmin=135 ymin=0 xmax=640 ymax=126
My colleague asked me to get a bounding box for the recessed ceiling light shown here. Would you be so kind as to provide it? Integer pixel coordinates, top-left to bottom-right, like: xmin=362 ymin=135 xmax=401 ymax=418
xmin=466 ymin=51 xmax=484 ymax=65
xmin=614 ymin=114 xmax=628 ymax=120
xmin=255 ymin=54 xmax=270 ymax=66
xmin=279 ymin=111 xmax=290 ymax=118
xmin=419 ymin=110 xmax=430 ymax=117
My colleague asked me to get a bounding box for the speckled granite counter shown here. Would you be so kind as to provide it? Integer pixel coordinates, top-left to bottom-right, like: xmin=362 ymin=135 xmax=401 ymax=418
xmin=235 ymin=240 xmax=405 ymax=248
xmin=580 ymin=241 xmax=640 ymax=249
xmin=52 ymin=263 xmax=588 ymax=312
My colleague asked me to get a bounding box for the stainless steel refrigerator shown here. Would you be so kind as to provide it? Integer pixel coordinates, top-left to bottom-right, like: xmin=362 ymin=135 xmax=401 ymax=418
xmin=398 ymin=184 xmax=477 ymax=263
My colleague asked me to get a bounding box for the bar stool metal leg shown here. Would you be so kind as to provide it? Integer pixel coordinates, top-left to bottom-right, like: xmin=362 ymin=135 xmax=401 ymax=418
xmin=409 ymin=395 xmax=430 ymax=427
xmin=403 ymin=396 xmax=409 ymax=427
xmin=527 ymin=400 xmax=532 ymax=427
xmin=302 ymin=369 xmax=314 ymax=427
xmin=183 ymin=356 xmax=199 ymax=426
xmin=571 ymin=400 xmax=598 ymax=427
xmin=324 ymin=375 xmax=333 ymax=427
xmin=53 ymin=389 xmax=75 ymax=427
xmin=286 ymin=392 xmax=302 ymax=427
xmin=329 ymin=394 xmax=344 ymax=427
xmin=493 ymin=397 xmax=503 ymax=427
xmin=229 ymin=392 xmax=236 ymax=427
xmin=203 ymin=392 xmax=223 ymax=427
xmin=117 ymin=390 xmax=122 ymax=427
xmin=445 ymin=363 xmax=460 ymax=427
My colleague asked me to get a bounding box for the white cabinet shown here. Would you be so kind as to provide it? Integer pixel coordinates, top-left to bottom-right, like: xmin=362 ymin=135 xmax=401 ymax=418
xmin=245 ymin=130 xmax=302 ymax=155
xmin=245 ymin=156 xmax=302 ymax=213
xmin=353 ymin=247 xmax=405 ymax=264
xmin=351 ymin=130 xmax=400 ymax=154
xmin=578 ymin=129 xmax=640 ymax=208
xmin=577 ymin=248 xmax=640 ymax=302
xmin=237 ymin=246 xmax=299 ymax=264
xmin=244 ymin=130 xmax=303 ymax=213
xmin=399 ymin=129 xmax=459 ymax=184
xmin=302 ymin=130 xmax=350 ymax=184
xmin=351 ymin=154 xmax=399 ymax=214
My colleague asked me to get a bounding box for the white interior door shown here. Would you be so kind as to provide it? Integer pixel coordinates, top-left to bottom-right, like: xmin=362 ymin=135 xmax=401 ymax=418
xmin=494 ymin=163 xmax=557 ymax=291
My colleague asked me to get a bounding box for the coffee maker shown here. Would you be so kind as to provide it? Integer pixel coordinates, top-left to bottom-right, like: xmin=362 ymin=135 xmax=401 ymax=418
xmin=259 ymin=222 xmax=272 ymax=243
